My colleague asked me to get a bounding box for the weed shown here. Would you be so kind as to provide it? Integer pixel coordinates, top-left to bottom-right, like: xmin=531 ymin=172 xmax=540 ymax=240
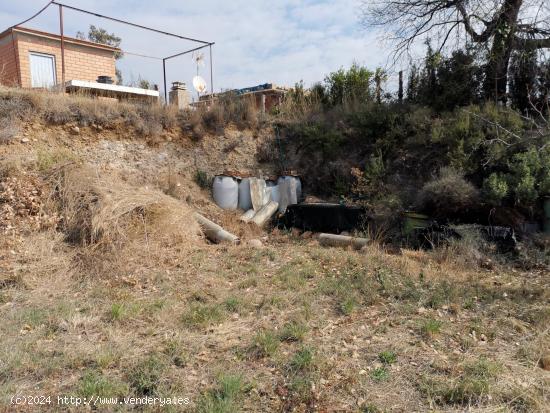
xmin=370 ymin=367 xmax=389 ymax=382
xmin=94 ymin=347 xmax=121 ymax=369
xmin=339 ymin=295 xmax=357 ymax=315
xmin=425 ymin=280 xmax=457 ymax=309
xmin=197 ymin=374 xmax=245 ymax=413
xmin=108 ymin=303 xmax=126 ymax=322
xmin=194 ymin=169 xmax=210 ymax=189
xmin=289 ymin=375 xmax=315 ymax=404
xmin=421 ymin=358 xmax=500 ymax=405
xmin=36 ymin=148 xmax=78 ymax=171
xmin=420 ymin=318 xmax=442 ymax=339
xmin=224 ymin=297 xmax=243 ymax=313
xmin=78 ymin=370 xmax=127 ymax=398
xmin=128 ymin=355 xmax=165 ymax=397
xmin=251 ymin=330 xmax=279 ymax=358
xmin=288 ymin=347 xmax=314 ymax=373
xmin=181 ymin=303 xmax=224 ymax=329
xmin=163 ymin=338 xmax=187 ymax=367
xmin=378 ymin=351 xmax=397 ymax=365
xmin=237 ymin=277 xmax=258 ymax=289
xmin=279 ymin=321 xmax=308 ymax=342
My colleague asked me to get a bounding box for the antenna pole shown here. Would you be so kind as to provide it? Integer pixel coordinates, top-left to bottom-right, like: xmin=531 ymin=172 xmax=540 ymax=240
xmin=209 ymin=44 xmax=214 ymax=104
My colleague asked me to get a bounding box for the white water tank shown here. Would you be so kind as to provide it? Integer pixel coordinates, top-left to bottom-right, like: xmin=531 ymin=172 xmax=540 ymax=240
xmin=238 ymin=178 xmax=253 ymax=210
xmin=278 ymin=176 xmax=302 ymax=205
xmin=213 ymin=175 xmax=239 ymax=210
xmin=266 ymin=180 xmax=280 ymax=204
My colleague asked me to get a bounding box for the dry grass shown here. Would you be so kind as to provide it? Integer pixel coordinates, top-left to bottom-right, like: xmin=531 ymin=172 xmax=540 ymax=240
xmin=0 ymin=86 xmax=180 ymax=139
xmin=183 ymin=93 xmax=260 ymax=139
xmin=49 ymin=163 xmax=201 ymax=250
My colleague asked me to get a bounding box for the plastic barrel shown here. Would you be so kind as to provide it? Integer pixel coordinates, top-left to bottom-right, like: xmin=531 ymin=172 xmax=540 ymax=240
xmin=212 ymin=175 xmax=238 ymax=210
xmin=238 ymin=178 xmax=253 ymax=210
xmin=266 ymin=180 xmax=280 ymax=204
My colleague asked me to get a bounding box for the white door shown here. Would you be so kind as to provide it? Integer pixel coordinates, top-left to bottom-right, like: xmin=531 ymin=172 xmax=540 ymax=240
xmin=29 ymin=52 xmax=56 ymax=88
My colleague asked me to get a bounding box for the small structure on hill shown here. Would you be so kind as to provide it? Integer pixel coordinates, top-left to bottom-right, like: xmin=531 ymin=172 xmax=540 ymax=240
xmin=198 ymin=83 xmax=288 ymax=113
xmin=0 ymin=26 xmax=158 ymax=102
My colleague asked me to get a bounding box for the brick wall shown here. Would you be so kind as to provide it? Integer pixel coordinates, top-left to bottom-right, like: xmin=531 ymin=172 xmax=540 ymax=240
xmin=0 ymin=34 xmax=21 ymax=86
xmin=14 ymin=32 xmax=116 ymax=88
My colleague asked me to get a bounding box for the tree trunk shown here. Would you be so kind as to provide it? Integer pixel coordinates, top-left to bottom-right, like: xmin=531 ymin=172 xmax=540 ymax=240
xmin=483 ymin=0 xmax=523 ymax=103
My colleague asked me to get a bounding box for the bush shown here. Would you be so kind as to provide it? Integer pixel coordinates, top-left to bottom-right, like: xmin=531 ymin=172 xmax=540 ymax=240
xmin=418 ymin=167 xmax=478 ymax=213
xmin=0 ymin=117 xmax=19 ymax=144
xmin=482 ymin=173 xmax=508 ymax=205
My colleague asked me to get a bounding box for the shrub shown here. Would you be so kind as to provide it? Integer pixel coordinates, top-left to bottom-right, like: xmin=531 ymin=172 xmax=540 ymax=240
xmin=482 ymin=173 xmax=508 ymax=205
xmin=324 ymin=63 xmax=374 ymax=106
xmin=418 ymin=167 xmax=478 ymax=213
xmin=0 ymin=117 xmax=19 ymax=144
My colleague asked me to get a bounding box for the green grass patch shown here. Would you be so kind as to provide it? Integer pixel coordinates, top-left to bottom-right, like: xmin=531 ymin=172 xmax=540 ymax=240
xmin=224 ymin=297 xmax=243 ymax=313
xmin=420 ymin=357 xmax=500 ymax=405
xmin=128 ymin=355 xmax=166 ymax=397
xmin=279 ymin=321 xmax=308 ymax=342
xmin=370 ymin=366 xmax=389 ymax=382
xmin=288 ymin=347 xmax=314 ymax=373
xmin=250 ymin=330 xmax=279 ymax=358
xmin=197 ymin=374 xmax=245 ymax=413
xmin=378 ymin=350 xmax=397 ymax=365
xmin=420 ymin=318 xmax=442 ymax=339
xmin=78 ymin=370 xmax=127 ymax=399
xmin=339 ymin=295 xmax=357 ymax=315
xmin=181 ymin=303 xmax=225 ymax=329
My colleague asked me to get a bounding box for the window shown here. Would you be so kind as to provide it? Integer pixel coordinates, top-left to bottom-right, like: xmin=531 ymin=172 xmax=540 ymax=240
xmin=29 ymin=52 xmax=56 ymax=88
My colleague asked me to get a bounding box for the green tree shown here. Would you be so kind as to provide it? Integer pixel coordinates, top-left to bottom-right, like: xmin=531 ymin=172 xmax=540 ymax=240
xmin=361 ymin=0 xmax=550 ymax=104
xmin=324 ymin=63 xmax=374 ymax=106
xmin=77 ymin=25 xmax=123 ymax=84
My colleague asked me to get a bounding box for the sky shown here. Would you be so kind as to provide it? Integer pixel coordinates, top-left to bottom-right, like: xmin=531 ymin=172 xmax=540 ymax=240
xmin=0 ymin=0 xmax=406 ymax=95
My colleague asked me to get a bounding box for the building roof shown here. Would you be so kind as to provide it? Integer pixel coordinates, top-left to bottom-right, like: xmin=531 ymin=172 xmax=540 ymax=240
xmin=0 ymin=26 xmax=120 ymax=53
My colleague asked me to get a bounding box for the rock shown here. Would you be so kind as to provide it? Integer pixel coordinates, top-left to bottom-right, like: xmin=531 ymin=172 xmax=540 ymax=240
xmin=20 ymin=137 xmax=30 ymax=143
xmin=70 ymin=126 xmax=80 ymax=135
xmin=301 ymin=231 xmax=313 ymax=239
xmin=247 ymin=239 xmax=263 ymax=248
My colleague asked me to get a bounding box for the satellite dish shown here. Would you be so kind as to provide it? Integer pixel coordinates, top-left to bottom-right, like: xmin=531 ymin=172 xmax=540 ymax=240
xmin=193 ymin=75 xmax=207 ymax=94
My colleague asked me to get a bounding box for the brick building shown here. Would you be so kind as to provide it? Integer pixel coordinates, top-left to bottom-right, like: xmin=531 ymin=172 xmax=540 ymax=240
xmin=0 ymin=26 xmax=118 ymax=88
